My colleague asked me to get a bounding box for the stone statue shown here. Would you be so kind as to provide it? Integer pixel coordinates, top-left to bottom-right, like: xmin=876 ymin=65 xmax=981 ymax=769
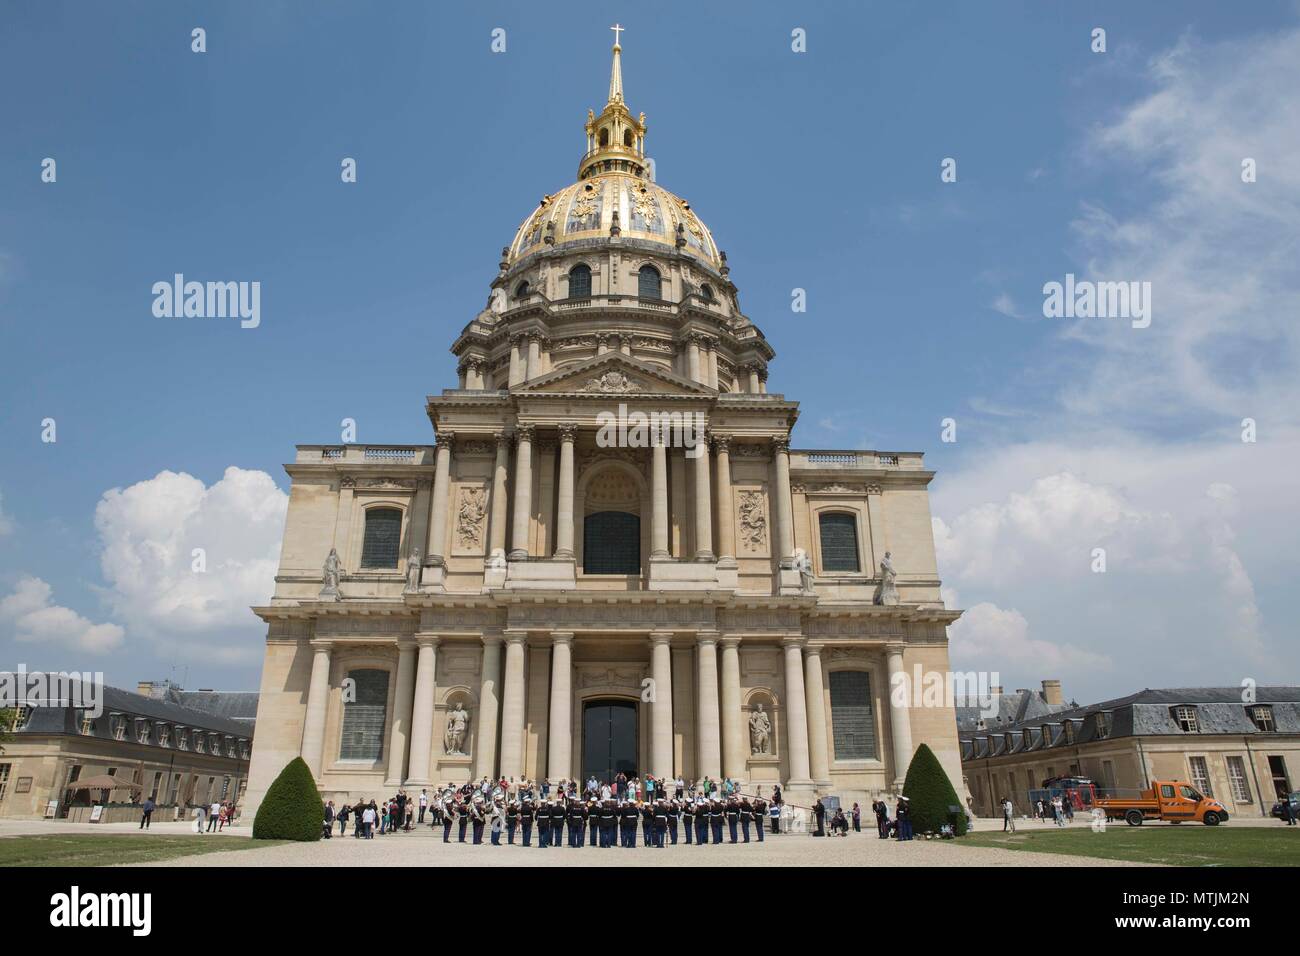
xmin=874 ymin=551 xmax=899 ymax=606
xmin=320 ymin=547 xmax=343 ymax=599
xmin=404 ymin=547 xmax=422 ymax=593
xmin=792 ymin=547 xmax=814 ymax=593
xmin=444 ymin=703 xmax=470 ymax=755
xmin=749 ymin=703 xmax=772 ymax=755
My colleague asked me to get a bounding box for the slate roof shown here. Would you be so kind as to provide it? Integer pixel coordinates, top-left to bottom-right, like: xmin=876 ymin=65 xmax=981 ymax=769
xmin=954 ymin=687 xmax=1075 ymax=731
xmin=959 ymin=686 xmax=1300 ymax=762
xmin=4 ymin=673 xmax=255 ymax=741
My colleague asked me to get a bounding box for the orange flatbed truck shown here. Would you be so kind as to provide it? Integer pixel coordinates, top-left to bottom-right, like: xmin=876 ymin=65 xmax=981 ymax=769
xmin=1096 ymin=780 xmax=1230 ymax=826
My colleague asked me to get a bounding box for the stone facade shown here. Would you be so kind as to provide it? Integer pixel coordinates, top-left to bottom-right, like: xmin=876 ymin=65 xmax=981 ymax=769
xmin=243 ymin=35 xmax=965 ymax=818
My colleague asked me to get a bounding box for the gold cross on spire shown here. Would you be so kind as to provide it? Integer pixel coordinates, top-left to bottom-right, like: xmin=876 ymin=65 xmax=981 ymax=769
xmin=611 ymin=23 xmax=624 ymax=48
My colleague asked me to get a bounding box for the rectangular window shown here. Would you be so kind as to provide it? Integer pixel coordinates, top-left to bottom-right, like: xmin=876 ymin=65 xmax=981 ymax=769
xmin=0 ymin=763 xmax=10 ymax=802
xmin=1189 ymin=756 xmax=1213 ymax=797
xmin=1248 ymin=706 xmax=1275 ymax=732
xmin=168 ymin=773 xmax=181 ymax=804
xmin=1173 ymin=706 xmax=1200 ymax=733
xmin=1268 ymin=755 xmax=1290 ymax=800
xmin=339 ymin=669 xmax=390 ymax=762
xmin=1225 ymin=756 xmax=1252 ymax=804
xmin=361 ymin=508 xmax=403 ymax=568
xmin=1101 ymin=760 xmax=1117 ymax=794
xmin=828 ymin=670 xmax=876 ymax=760
xmin=818 ymin=513 xmax=860 ymax=572
xmin=150 ymin=771 xmax=162 ymax=801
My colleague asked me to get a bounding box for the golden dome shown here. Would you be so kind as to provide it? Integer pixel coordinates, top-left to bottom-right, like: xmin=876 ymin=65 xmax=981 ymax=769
xmin=505 ymin=28 xmax=721 ymax=270
xmin=507 ymin=173 xmax=720 ymax=267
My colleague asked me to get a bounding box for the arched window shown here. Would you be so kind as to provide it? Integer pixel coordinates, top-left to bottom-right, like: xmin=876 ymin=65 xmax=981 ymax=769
xmin=829 ymin=670 xmax=877 ymax=759
xmin=637 ymin=265 xmax=661 ymax=300
xmin=514 ymin=280 xmax=530 ymax=298
xmin=339 ymin=668 xmax=389 ymax=761
xmin=818 ymin=512 xmax=860 ymax=572
xmin=599 ymin=128 xmax=610 ymax=147
xmin=568 ymin=264 xmax=592 ymax=299
xmin=623 ymin=129 xmax=633 ymax=147
xmin=583 ymin=511 xmax=640 ymax=574
xmin=700 ymin=283 xmax=715 ymax=302
xmin=361 ymin=507 xmax=402 ymax=568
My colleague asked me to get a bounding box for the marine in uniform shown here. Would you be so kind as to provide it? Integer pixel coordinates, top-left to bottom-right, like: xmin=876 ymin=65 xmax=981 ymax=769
xmin=619 ymin=800 xmax=638 ymax=848
xmin=535 ymin=799 xmax=551 ymax=847
xmin=694 ymin=800 xmax=708 ymax=844
xmin=598 ymin=799 xmax=616 ymax=848
xmin=549 ymin=798 xmax=565 ymax=848
xmin=457 ymin=798 xmax=469 ymax=843
xmin=567 ymin=797 xmax=587 ymax=847
xmin=726 ymin=798 xmax=740 ymax=843
xmin=739 ymin=797 xmax=753 ymax=843
xmin=640 ymin=801 xmax=655 ymax=846
xmin=520 ymin=795 xmax=535 ymax=847
xmin=587 ymin=799 xmax=599 ymax=846
xmin=506 ymin=799 xmax=520 ymax=844
xmin=752 ymin=796 xmax=766 ymax=843
xmin=470 ymin=795 xmax=486 ymax=845
xmin=710 ymin=799 xmax=725 ymax=844
xmin=653 ymin=800 xmax=668 ymax=848
xmin=667 ymin=799 xmax=679 ymax=845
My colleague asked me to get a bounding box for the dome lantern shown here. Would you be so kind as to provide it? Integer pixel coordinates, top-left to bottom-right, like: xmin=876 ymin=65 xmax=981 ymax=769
xmin=579 ymin=25 xmax=649 ymax=181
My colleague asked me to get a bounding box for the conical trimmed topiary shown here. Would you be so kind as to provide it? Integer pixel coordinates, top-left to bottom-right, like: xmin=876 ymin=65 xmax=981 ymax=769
xmin=901 ymin=742 xmax=967 ymax=836
xmin=252 ymin=757 xmax=324 ymax=841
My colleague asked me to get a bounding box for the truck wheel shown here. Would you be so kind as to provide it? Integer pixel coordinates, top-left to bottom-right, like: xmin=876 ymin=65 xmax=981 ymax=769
xmin=1203 ymin=811 xmax=1220 ymax=826
xmin=1125 ymin=810 xmax=1144 ymax=827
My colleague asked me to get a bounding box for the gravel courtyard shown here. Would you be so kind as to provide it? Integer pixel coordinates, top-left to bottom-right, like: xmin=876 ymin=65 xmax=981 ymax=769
xmin=134 ymin=823 xmax=1149 ymax=867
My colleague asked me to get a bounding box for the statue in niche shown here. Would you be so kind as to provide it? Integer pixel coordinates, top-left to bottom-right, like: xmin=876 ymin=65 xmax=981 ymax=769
xmin=749 ymin=703 xmax=772 ymax=755
xmin=444 ymin=702 xmax=471 ymax=755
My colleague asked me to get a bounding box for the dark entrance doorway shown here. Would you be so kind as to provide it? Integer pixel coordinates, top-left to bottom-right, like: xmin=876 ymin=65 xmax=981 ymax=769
xmin=582 ymin=699 xmax=638 ymax=784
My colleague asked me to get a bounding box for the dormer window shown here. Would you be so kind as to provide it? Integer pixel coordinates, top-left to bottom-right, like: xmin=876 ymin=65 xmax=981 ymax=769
xmin=110 ymin=713 xmax=127 ymax=741
xmin=134 ymin=718 xmax=151 ymax=745
xmin=1248 ymin=705 xmax=1275 ymax=732
xmin=1094 ymin=711 xmax=1112 ymax=739
xmin=1172 ymin=706 xmax=1200 ymax=733
xmin=175 ymin=726 xmax=189 ymax=751
xmin=514 ymin=280 xmax=530 ymax=298
xmin=158 ymin=724 xmax=171 ymax=748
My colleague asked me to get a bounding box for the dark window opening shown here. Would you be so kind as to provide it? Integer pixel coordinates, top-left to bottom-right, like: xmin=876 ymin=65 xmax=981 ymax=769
xmin=818 ymin=512 xmax=860 ymax=572
xmin=361 ymin=507 xmax=402 ymax=568
xmin=583 ymin=511 xmax=640 ymax=574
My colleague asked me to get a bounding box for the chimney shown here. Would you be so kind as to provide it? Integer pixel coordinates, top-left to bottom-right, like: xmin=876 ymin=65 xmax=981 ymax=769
xmin=1042 ymin=679 xmax=1063 ymax=706
xmin=137 ymin=681 xmax=154 ymax=697
xmin=990 ymin=685 xmax=1003 ymax=697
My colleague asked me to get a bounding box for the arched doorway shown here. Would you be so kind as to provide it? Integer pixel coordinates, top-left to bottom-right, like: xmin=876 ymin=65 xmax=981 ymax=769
xmin=582 ymin=699 xmax=638 ymax=784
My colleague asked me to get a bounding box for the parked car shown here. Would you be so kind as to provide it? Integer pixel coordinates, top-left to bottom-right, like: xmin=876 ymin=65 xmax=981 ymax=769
xmin=1269 ymin=791 xmax=1299 ymax=820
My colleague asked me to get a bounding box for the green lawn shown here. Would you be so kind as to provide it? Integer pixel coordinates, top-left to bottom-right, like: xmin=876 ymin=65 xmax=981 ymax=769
xmin=956 ymin=824 xmax=1300 ymax=867
xmin=0 ymin=834 xmax=287 ymax=867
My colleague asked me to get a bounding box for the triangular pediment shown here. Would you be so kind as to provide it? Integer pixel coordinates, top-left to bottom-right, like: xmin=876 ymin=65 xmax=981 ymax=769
xmin=516 ymin=352 xmax=713 ymax=397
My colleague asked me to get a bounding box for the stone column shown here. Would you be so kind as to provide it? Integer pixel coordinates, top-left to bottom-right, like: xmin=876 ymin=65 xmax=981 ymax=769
xmin=781 ymin=638 xmax=813 ymax=787
xmin=474 ymin=634 xmax=502 ymax=779
xmin=498 ymin=632 xmax=528 ymax=780
xmin=771 ymin=437 xmax=794 ymax=564
xmin=547 ymin=632 xmax=573 ymax=779
xmin=886 ymin=642 xmax=914 ymax=787
xmin=687 ymin=338 xmax=702 ymax=383
xmin=804 ymin=645 xmax=832 ymax=786
xmin=747 ymin=365 xmax=760 ymax=393
xmin=526 ymin=334 xmax=541 ymax=380
xmin=386 ymin=642 xmax=417 ymax=786
xmin=488 ymin=432 xmax=510 ymax=561
xmin=509 ymin=425 xmax=534 ymax=559
xmin=426 ymin=432 xmax=454 ymax=564
xmin=405 ymin=636 xmax=439 ymax=785
xmin=555 ymin=424 xmax=577 ymax=559
xmin=301 ymin=642 xmax=332 ymax=778
xmin=650 ymin=632 xmax=674 ymax=779
xmin=707 ymin=342 xmax=719 ymax=389
xmin=596 ymin=333 xmax=610 ymax=356
xmin=713 ymin=435 xmax=735 ymax=564
xmin=692 ymin=441 xmax=714 ymax=560
xmin=650 ymin=435 xmax=669 ymax=559
xmin=719 ymin=636 xmax=744 ymax=780
xmin=695 ymin=633 xmax=722 ymax=779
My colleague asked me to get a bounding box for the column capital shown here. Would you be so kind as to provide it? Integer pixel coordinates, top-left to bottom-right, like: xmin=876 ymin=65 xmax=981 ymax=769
xmin=711 ymin=433 xmax=731 ymax=454
xmin=514 ymin=424 xmax=536 ymax=443
xmin=551 ymin=631 xmax=574 ymax=645
xmin=649 ymin=631 xmax=674 ymax=647
xmin=502 ymin=629 xmax=530 ymax=645
xmin=309 ymin=639 xmax=333 ymax=652
xmin=557 ymin=422 xmax=578 ymax=443
xmin=416 ymin=634 xmax=442 ymax=649
xmin=803 ymin=643 xmax=824 ymax=658
xmin=718 ymin=634 xmax=742 ymax=648
xmin=781 ymin=635 xmax=806 ymax=649
xmin=696 ymin=630 xmax=720 ymax=646
xmin=493 ymin=430 xmax=510 ymax=448
xmin=885 ymin=640 xmax=907 ymax=655
xmin=481 ymin=631 xmax=504 ymax=647
xmin=435 ymin=430 xmax=456 ymax=449
xmin=770 ymin=436 xmax=790 ymax=454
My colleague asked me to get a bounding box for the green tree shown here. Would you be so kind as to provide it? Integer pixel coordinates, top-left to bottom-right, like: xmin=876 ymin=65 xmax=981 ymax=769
xmin=252 ymin=757 xmax=324 ymax=841
xmin=0 ymin=708 xmax=14 ymax=754
xmin=901 ymin=742 xmax=968 ymax=836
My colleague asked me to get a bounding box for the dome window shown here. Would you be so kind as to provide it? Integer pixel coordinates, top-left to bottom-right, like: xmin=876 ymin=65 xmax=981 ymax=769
xmin=623 ymin=129 xmax=633 ymax=147
xmin=637 ymin=265 xmax=661 ymax=300
xmin=599 ymin=128 xmax=610 ymax=147
xmin=568 ymin=264 xmax=592 ymax=299
xmin=514 ymin=280 xmax=530 ymax=298
xmin=700 ymin=283 xmax=715 ymax=302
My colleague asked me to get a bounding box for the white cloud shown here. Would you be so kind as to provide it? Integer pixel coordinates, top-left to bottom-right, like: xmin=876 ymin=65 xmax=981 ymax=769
xmin=990 ymin=293 xmax=1024 ymax=320
xmin=946 ymin=597 xmax=1109 ymax=674
xmin=92 ymin=467 xmax=287 ymax=663
xmin=0 ymin=576 xmax=125 ymax=654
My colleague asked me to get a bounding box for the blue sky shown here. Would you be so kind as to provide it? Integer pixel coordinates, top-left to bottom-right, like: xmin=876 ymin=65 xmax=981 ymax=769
xmin=3 ymin=1 xmax=1298 ymax=702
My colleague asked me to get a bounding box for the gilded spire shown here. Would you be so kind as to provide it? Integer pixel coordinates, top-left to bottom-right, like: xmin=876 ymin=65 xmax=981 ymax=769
xmin=608 ymin=23 xmax=624 ymax=105
xmin=580 ymin=25 xmax=648 ymax=181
